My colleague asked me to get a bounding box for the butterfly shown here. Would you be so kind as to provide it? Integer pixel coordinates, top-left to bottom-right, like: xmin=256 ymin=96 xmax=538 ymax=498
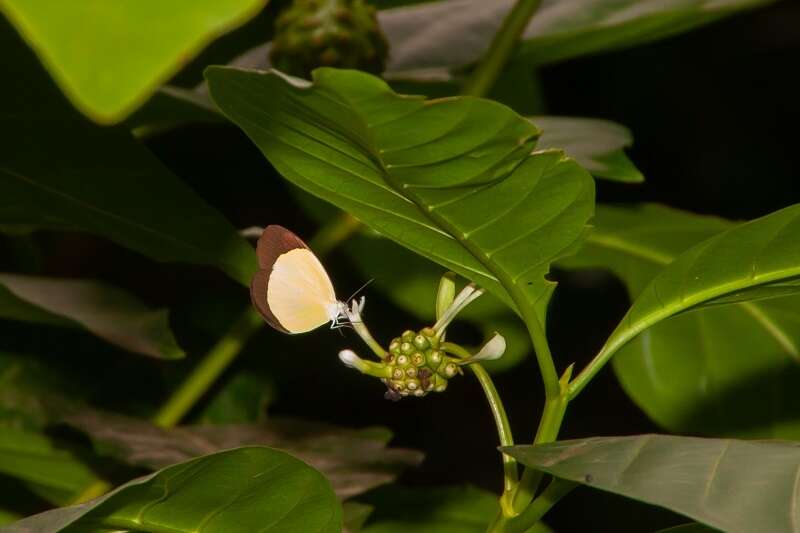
xmin=250 ymin=225 xmax=350 ymax=334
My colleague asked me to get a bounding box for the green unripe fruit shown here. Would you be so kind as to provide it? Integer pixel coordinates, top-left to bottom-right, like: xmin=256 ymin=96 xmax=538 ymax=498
xmin=413 ymin=334 xmax=429 ymax=350
xmin=427 ymin=350 xmax=443 ymax=366
xmin=411 ymin=353 xmax=425 ymax=366
xmin=269 ymin=0 xmax=389 ymax=79
xmin=400 ymin=342 xmax=415 ymax=355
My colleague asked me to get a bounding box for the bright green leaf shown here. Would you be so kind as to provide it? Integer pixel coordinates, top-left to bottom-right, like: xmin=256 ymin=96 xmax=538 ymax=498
xmin=3 ymin=447 xmax=341 ymax=533
xmin=0 ymin=273 xmax=183 ymax=359
xmin=0 ymin=0 xmax=267 ymax=123
xmin=532 ymin=117 xmax=644 ymax=183
xmin=577 ymin=202 xmax=800 ymax=398
xmin=504 ymin=434 xmax=800 ymax=533
xmin=205 ymin=67 xmax=594 ymax=323
xmin=380 ymin=0 xmax=775 ymax=73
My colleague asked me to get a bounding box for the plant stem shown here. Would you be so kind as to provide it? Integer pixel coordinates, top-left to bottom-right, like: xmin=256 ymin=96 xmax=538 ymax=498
xmin=461 ymin=0 xmax=543 ymax=97
xmin=501 ymin=478 xmax=577 ymax=533
xmin=70 ymin=211 xmax=361 ymax=504
xmin=441 ymin=342 xmax=518 ymax=498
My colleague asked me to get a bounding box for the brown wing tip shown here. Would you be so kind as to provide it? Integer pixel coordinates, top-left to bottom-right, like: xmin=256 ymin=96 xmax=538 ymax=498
xmin=256 ymin=225 xmax=309 ymax=269
xmin=250 ymin=268 xmax=289 ymax=333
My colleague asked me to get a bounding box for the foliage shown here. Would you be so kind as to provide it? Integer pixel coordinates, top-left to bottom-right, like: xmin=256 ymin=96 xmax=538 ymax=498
xmin=0 ymin=0 xmax=794 ymax=532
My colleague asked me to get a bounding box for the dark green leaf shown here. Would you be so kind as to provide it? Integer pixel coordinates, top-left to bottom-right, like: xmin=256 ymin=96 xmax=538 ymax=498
xmin=563 ymin=205 xmax=800 ymax=437
xmin=3 ymin=447 xmax=341 ymax=533
xmin=206 ymin=67 xmax=594 ymax=321
xmin=380 ymin=0 xmax=775 ymax=73
xmin=657 ymin=525 xmax=720 ymax=533
xmin=197 ymin=372 xmax=274 ymax=424
xmin=0 ymin=273 xmax=183 ymax=359
xmin=62 ymin=408 xmax=423 ymax=500
xmin=588 ymin=203 xmax=800 ymax=401
xmin=0 ymin=427 xmax=96 ymax=506
xmin=532 ymin=117 xmax=643 ymax=183
xmin=504 ymin=434 xmax=800 ymax=533
xmin=0 ymin=24 xmax=256 ymax=286
xmin=0 ymin=0 xmax=267 ymax=123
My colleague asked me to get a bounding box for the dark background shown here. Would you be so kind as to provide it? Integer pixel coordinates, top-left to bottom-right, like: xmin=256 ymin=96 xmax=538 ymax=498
xmin=2 ymin=1 xmax=799 ymax=531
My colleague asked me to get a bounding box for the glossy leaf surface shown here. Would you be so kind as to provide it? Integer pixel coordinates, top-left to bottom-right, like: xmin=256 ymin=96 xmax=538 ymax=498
xmin=0 ymin=273 xmax=183 ymax=359
xmin=564 ymin=205 xmax=800 ymax=436
xmin=589 ymin=203 xmax=800 ymax=403
xmin=206 ymin=67 xmax=594 ymax=318
xmin=505 ymin=434 xmax=800 ymax=533
xmin=4 ymin=447 xmax=341 ymax=533
xmin=0 ymin=0 xmax=266 ymax=123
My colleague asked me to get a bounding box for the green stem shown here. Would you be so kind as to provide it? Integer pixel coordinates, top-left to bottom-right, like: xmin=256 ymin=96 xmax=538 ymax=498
xmin=462 ymin=0 xmax=543 ymax=97
xmin=501 ymin=478 xmax=577 ymax=533
xmin=70 ymin=211 xmax=361 ymax=504
xmin=441 ymin=342 xmax=518 ymax=499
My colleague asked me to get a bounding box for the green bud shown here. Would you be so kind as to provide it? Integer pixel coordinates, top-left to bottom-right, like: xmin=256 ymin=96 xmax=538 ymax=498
xmin=396 ymin=354 xmax=409 ymax=366
xmin=401 ymin=330 xmax=415 ymax=342
xmin=406 ymin=379 xmax=420 ymax=391
xmin=411 ymin=353 xmax=425 ymax=366
xmin=413 ymin=334 xmax=429 ymax=350
xmin=390 ymin=380 xmax=405 ymax=391
xmin=389 ymin=340 xmax=401 ymax=354
xmin=400 ymin=342 xmax=414 ymax=355
xmin=413 ymin=388 xmax=425 ymax=397
xmin=406 ymin=367 xmax=417 ymax=378
xmin=435 ymin=380 xmax=448 ymax=392
xmin=392 ymin=367 xmax=404 ymax=380
xmin=421 ymin=327 xmax=436 ymax=338
xmin=443 ymin=362 xmax=458 ymax=378
xmin=427 ymin=350 xmax=443 ymax=366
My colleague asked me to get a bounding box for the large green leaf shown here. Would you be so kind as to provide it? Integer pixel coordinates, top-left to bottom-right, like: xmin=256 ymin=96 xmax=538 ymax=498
xmin=3 ymin=447 xmax=341 ymax=533
xmin=0 ymin=273 xmax=183 ymax=359
xmin=0 ymin=0 xmax=266 ymax=123
xmin=0 ymin=22 xmax=256 ymax=286
xmin=504 ymin=434 xmax=800 ymax=533
xmin=532 ymin=117 xmax=643 ymax=183
xmin=206 ymin=67 xmax=594 ymax=320
xmin=380 ymin=0 xmax=775 ymax=73
xmin=62 ymin=408 xmax=422 ymax=500
xmin=561 ymin=204 xmax=800 ymax=437
xmin=580 ymin=202 xmax=800 ymax=401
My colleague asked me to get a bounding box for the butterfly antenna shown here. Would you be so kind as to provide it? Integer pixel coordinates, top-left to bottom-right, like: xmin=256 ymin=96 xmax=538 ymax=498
xmin=346 ymin=279 xmax=374 ymax=303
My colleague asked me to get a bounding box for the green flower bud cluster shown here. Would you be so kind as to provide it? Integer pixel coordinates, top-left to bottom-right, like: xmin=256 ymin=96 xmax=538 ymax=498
xmin=381 ymin=327 xmax=463 ymax=400
xmin=270 ymin=0 xmax=389 ymax=79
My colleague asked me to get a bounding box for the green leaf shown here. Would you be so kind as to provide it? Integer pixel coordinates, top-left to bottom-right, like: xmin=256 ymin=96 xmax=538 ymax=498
xmin=0 ymin=23 xmax=256 ymax=286
xmin=504 ymin=434 xmax=800 ymax=533
xmin=0 ymin=427 xmax=97 ymax=506
xmin=3 ymin=447 xmax=341 ymax=533
xmin=657 ymin=525 xmax=720 ymax=533
xmin=205 ymin=67 xmax=594 ymax=322
xmin=380 ymin=0 xmax=775 ymax=73
xmin=584 ymin=203 xmax=800 ymax=400
xmin=565 ymin=205 xmax=800 ymax=437
xmin=0 ymin=273 xmax=183 ymax=359
xmin=62 ymin=408 xmax=423 ymax=500
xmin=532 ymin=117 xmax=644 ymax=183
xmin=0 ymin=0 xmax=267 ymax=123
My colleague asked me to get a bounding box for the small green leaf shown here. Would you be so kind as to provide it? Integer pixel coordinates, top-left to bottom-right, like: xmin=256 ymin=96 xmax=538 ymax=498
xmin=0 ymin=0 xmax=267 ymax=123
xmin=206 ymin=67 xmax=594 ymax=324
xmin=586 ymin=202 xmax=800 ymax=397
xmin=0 ymin=273 xmax=183 ymax=359
xmin=504 ymin=434 xmax=800 ymax=533
xmin=4 ymin=447 xmax=341 ymax=533
xmin=62 ymin=408 xmax=423 ymax=500
xmin=532 ymin=117 xmax=644 ymax=183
